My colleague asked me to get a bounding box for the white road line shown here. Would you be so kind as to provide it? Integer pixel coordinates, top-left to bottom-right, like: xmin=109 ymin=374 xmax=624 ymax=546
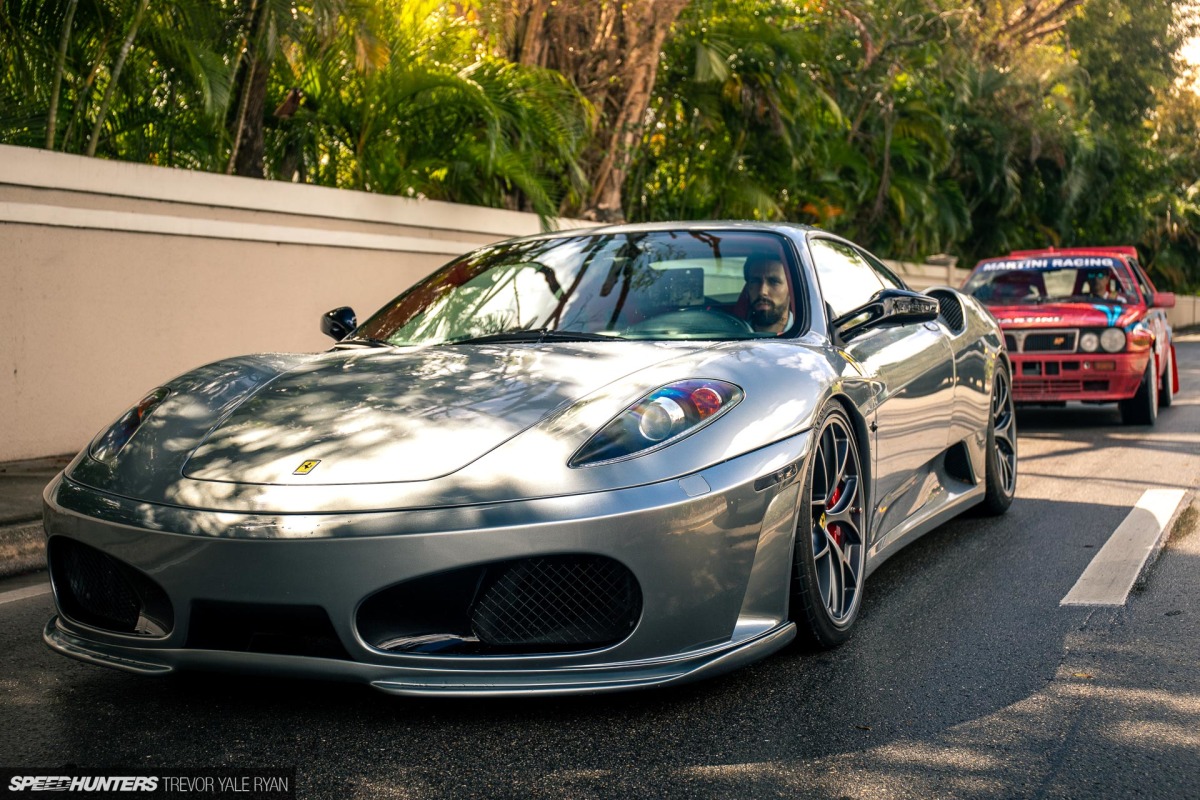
xmin=1061 ymin=489 xmax=1188 ymax=607
xmin=0 ymin=583 xmax=52 ymax=606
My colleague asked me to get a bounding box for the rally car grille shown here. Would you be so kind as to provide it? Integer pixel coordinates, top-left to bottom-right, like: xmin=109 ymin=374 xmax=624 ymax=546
xmin=1007 ymin=329 xmax=1078 ymax=353
xmin=1013 ymin=379 xmax=1084 ymax=399
xmin=48 ymin=537 xmax=173 ymax=636
xmin=470 ymin=556 xmax=641 ymax=648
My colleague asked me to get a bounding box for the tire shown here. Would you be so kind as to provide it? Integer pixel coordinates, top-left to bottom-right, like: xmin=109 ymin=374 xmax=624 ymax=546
xmin=1159 ymin=346 xmax=1174 ymax=409
xmin=1120 ymin=356 xmax=1158 ymax=426
xmin=790 ymin=405 xmax=866 ymax=649
xmin=979 ymin=363 xmax=1017 ymax=516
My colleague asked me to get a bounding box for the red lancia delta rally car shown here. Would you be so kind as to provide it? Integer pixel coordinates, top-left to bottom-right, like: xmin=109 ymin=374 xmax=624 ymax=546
xmin=963 ymin=247 xmax=1179 ymax=425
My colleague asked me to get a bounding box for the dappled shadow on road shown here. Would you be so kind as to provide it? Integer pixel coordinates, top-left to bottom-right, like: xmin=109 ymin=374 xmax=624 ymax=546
xmin=24 ymin=496 xmax=1195 ymax=798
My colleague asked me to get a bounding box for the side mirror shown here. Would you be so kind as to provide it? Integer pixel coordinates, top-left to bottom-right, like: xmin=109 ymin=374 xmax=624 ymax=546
xmin=1153 ymin=291 xmax=1176 ymax=309
xmin=834 ymin=289 xmax=940 ymax=339
xmin=321 ymin=306 xmax=357 ymax=341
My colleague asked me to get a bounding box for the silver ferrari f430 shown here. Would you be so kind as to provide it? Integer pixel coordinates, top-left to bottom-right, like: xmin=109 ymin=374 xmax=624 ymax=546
xmin=43 ymin=222 xmax=1015 ymax=696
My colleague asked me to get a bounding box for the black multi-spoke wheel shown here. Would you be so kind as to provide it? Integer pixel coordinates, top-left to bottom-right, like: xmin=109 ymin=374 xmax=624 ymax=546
xmin=979 ymin=362 xmax=1017 ymax=516
xmin=791 ymin=405 xmax=865 ymax=648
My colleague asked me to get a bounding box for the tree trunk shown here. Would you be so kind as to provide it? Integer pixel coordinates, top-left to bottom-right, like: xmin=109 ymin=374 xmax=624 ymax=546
xmin=496 ymin=0 xmax=691 ymax=221
xmin=85 ymin=0 xmax=149 ymax=157
xmin=226 ymin=0 xmax=268 ymax=177
xmin=46 ymin=0 xmax=79 ymax=150
xmin=229 ymin=56 xmax=269 ymax=177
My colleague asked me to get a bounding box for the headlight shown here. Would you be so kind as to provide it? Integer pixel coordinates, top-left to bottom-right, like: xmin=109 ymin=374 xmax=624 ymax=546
xmin=1079 ymin=332 xmax=1099 ymax=352
xmin=89 ymin=387 xmax=170 ymax=463
xmin=1100 ymin=328 xmax=1126 ymax=353
xmin=569 ymin=379 xmax=744 ymax=467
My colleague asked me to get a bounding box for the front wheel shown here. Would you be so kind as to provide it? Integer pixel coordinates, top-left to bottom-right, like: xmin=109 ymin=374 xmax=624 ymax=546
xmin=979 ymin=363 xmax=1017 ymax=516
xmin=1120 ymin=356 xmax=1158 ymax=426
xmin=1159 ymin=347 xmax=1174 ymax=409
xmin=790 ymin=405 xmax=866 ymax=648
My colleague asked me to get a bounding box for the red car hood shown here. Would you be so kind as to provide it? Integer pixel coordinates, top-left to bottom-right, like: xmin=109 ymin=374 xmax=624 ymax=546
xmin=984 ymin=302 xmax=1143 ymax=328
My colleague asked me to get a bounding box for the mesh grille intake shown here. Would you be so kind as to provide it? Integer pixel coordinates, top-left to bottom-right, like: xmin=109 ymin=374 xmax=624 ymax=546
xmin=48 ymin=537 xmax=172 ymax=636
xmin=470 ymin=555 xmax=641 ymax=648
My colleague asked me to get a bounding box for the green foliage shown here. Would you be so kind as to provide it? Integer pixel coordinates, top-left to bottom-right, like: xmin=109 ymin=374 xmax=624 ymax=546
xmin=1 ymin=0 xmax=1197 ymax=288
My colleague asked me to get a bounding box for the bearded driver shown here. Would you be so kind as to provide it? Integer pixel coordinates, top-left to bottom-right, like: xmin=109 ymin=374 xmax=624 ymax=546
xmin=741 ymin=254 xmax=792 ymax=334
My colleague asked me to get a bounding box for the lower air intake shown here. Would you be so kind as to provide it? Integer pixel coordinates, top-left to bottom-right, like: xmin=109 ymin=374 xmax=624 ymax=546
xmin=469 ymin=555 xmax=641 ymax=648
xmin=48 ymin=537 xmax=173 ymax=636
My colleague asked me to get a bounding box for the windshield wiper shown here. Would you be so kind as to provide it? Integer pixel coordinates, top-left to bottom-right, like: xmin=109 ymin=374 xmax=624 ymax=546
xmin=448 ymin=328 xmax=622 ymax=345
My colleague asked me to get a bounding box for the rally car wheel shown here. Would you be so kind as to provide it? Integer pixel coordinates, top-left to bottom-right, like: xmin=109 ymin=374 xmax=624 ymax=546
xmin=1120 ymin=357 xmax=1158 ymax=426
xmin=1159 ymin=347 xmax=1174 ymax=409
xmin=791 ymin=405 xmax=865 ymax=648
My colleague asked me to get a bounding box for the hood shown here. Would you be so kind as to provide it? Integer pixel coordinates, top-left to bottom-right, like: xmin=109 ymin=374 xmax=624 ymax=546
xmin=181 ymin=343 xmax=696 ymax=485
xmin=984 ymin=301 xmax=1142 ymax=329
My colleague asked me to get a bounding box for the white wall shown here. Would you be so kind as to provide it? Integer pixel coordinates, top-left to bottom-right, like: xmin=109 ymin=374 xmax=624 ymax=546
xmin=0 ymin=145 xmax=577 ymax=461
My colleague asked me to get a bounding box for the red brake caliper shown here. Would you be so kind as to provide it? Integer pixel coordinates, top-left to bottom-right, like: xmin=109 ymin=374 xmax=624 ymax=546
xmin=828 ymin=484 xmax=844 ymax=547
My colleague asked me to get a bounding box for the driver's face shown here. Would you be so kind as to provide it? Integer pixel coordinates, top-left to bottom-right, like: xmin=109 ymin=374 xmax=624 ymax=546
xmin=744 ymin=260 xmax=790 ymax=332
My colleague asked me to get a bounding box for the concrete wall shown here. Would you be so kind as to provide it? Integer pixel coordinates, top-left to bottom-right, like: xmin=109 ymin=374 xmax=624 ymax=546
xmin=0 ymin=145 xmax=579 ymax=461
xmin=2 ymin=144 xmax=1197 ymax=461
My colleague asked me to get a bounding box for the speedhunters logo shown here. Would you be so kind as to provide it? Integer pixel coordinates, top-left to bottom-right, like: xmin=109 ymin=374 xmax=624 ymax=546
xmin=1 ymin=770 xmax=292 ymax=799
xmin=8 ymin=776 xmax=158 ymax=792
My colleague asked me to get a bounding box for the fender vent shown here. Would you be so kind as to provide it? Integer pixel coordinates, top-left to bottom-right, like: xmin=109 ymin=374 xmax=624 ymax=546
xmin=926 ymin=289 xmax=966 ymax=334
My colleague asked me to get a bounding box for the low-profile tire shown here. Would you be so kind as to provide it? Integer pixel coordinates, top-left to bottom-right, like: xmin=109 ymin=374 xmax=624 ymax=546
xmin=979 ymin=363 xmax=1017 ymax=516
xmin=790 ymin=404 xmax=866 ymax=649
xmin=1120 ymin=356 xmax=1158 ymax=426
xmin=1159 ymin=347 xmax=1174 ymax=409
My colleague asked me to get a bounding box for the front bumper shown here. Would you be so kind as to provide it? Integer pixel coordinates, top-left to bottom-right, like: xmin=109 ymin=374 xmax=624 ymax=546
xmin=1008 ymin=351 xmax=1149 ymax=403
xmin=43 ymin=433 xmax=811 ymax=696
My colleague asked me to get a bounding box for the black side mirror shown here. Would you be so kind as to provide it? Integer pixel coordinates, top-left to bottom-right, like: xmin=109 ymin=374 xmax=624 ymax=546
xmin=834 ymin=289 xmax=940 ymax=339
xmin=321 ymin=306 xmax=357 ymax=341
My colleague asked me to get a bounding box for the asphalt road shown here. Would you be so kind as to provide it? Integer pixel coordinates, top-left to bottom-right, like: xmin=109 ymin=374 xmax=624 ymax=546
xmin=1 ymin=341 xmax=1197 ymax=800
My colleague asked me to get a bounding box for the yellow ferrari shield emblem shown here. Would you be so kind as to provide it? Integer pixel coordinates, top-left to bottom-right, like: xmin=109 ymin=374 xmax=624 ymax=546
xmin=819 ymin=512 xmax=827 ymax=530
xmin=293 ymin=459 xmax=321 ymax=475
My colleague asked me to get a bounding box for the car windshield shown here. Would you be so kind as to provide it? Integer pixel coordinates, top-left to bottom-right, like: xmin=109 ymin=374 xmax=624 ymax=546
xmin=348 ymin=230 xmax=802 ymax=346
xmin=965 ymin=257 xmax=1138 ymax=306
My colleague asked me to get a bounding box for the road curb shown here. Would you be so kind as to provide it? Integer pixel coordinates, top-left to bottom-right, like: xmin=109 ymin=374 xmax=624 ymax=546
xmin=0 ymin=521 xmax=46 ymax=579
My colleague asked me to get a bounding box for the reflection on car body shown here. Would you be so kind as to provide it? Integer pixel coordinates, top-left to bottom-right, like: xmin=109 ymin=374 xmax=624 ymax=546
xmin=44 ymin=222 xmax=1014 ymax=696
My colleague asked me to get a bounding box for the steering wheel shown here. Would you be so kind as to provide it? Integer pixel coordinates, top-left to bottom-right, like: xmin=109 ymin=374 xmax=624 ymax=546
xmin=624 ymin=308 xmax=754 ymax=336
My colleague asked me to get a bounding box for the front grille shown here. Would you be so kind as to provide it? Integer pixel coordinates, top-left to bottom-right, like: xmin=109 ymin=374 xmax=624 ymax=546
xmin=1021 ymin=330 xmax=1077 ymax=353
xmin=1013 ymin=379 xmax=1084 ymax=398
xmin=48 ymin=537 xmax=173 ymax=636
xmin=470 ymin=555 xmax=641 ymax=648
xmin=1004 ymin=333 xmax=1018 ymax=351
xmin=356 ymin=555 xmax=643 ymax=655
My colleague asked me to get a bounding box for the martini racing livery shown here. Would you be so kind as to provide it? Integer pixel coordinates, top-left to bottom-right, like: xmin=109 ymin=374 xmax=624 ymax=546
xmin=963 ymin=246 xmax=1178 ymax=424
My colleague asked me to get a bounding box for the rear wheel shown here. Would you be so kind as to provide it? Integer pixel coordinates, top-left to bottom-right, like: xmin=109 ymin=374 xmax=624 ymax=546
xmin=791 ymin=405 xmax=865 ymax=648
xmin=1120 ymin=357 xmax=1158 ymax=426
xmin=1159 ymin=347 xmax=1174 ymax=409
xmin=979 ymin=364 xmax=1017 ymax=516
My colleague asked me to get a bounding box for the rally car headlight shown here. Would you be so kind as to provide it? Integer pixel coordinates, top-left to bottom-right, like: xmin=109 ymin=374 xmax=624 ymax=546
xmin=89 ymin=387 xmax=171 ymax=463
xmin=570 ymin=379 xmax=744 ymax=467
xmin=1100 ymin=328 xmax=1126 ymax=353
xmin=1079 ymin=332 xmax=1100 ymax=352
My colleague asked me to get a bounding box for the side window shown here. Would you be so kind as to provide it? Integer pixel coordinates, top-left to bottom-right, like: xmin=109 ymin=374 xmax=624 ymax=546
xmin=1128 ymin=261 xmax=1155 ymax=304
xmin=857 ymin=248 xmax=907 ymax=290
xmin=808 ymin=238 xmax=886 ymax=319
